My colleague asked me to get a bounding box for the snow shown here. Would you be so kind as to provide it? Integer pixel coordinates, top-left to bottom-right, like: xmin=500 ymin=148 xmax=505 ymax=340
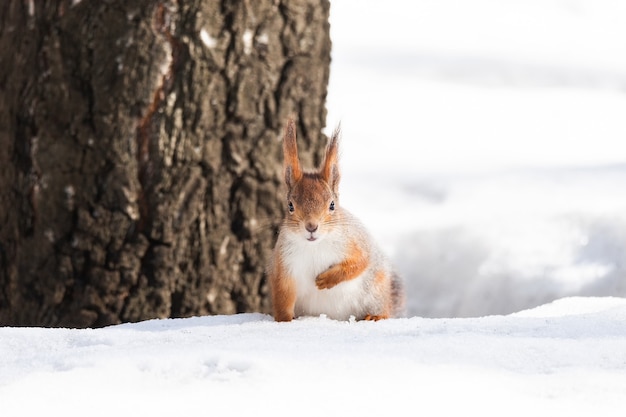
xmin=2 ymin=298 xmax=626 ymax=415
xmin=3 ymin=1 xmax=626 ymax=414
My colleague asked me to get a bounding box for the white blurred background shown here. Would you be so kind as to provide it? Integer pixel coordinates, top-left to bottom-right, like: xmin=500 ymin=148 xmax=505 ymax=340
xmin=324 ymin=0 xmax=626 ymax=317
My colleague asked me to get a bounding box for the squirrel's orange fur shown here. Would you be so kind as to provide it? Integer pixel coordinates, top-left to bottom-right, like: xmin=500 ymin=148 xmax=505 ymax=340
xmin=267 ymin=119 xmax=404 ymax=322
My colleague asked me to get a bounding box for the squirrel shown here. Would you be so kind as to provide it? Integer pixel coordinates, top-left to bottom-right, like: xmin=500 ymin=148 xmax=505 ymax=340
xmin=267 ymin=119 xmax=404 ymax=322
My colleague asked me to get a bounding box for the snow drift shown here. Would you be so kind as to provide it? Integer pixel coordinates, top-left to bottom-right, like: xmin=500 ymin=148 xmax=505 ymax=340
xmin=1 ymin=297 xmax=626 ymax=416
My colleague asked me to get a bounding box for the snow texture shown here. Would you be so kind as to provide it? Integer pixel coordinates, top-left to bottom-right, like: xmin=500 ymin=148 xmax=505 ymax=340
xmin=1 ymin=298 xmax=626 ymax=416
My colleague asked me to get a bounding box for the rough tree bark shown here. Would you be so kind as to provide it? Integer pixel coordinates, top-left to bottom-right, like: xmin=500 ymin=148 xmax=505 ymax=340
xmin=0 ymin=0 xmax=331 ymax=327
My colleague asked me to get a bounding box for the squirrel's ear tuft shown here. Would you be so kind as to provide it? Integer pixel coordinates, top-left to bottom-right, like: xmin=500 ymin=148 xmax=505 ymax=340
xmin=283 ymin=119 xmax=302 ymax=189
xmin=321 ymin=125 xmax=341 ymax=194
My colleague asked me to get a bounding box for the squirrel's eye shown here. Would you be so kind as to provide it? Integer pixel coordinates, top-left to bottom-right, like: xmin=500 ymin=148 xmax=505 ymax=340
xmin=329 ymin=201 xmax=335 ymax=211
xmin=288 ymin=201 xmax=295 ymax=213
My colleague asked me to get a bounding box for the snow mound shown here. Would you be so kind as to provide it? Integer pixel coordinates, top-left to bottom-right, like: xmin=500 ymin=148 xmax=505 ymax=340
xmin=513 ymin=296 xmax=626 ymax=317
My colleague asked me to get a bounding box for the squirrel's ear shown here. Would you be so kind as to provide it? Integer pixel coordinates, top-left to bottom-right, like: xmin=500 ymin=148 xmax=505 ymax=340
xmin=283 ymin=119 xmax=302 ymax=189
xmin=321 ymin=125 xmax=341 ymax=194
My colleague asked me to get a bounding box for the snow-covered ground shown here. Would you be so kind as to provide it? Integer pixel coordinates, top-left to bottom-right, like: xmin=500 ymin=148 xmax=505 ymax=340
xmin=1 ymin=298 xmax=626 ymax=416
xmin=325 ymin=0 xmax=626 ymax=317
xmin=2 ymin=1 xmax=626 ymax=414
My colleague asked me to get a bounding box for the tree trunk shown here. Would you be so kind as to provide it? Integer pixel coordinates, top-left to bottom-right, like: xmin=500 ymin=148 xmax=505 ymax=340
xmin=0 ymin=0 xmax=330 ymax=327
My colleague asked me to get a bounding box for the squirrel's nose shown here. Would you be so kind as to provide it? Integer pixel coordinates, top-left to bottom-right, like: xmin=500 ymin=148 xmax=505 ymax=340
xmin=305 ymin=223 xmax=318 ymax=233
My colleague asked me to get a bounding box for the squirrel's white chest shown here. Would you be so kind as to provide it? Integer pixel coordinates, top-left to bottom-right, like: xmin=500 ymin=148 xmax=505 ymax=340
xmin=282 ymin=234 xmax=366 ymax=320
xmin=283 ymin=235 xmax=342 ymax=287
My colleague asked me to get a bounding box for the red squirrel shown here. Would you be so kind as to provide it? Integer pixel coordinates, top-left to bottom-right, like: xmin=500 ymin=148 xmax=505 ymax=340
xmin=267 ymin=119 xmax=404 ymax=322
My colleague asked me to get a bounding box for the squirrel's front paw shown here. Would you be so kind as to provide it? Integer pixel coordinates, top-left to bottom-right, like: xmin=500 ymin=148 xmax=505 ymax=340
xmin=315 ymin=270 xmax=339 ymax=290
